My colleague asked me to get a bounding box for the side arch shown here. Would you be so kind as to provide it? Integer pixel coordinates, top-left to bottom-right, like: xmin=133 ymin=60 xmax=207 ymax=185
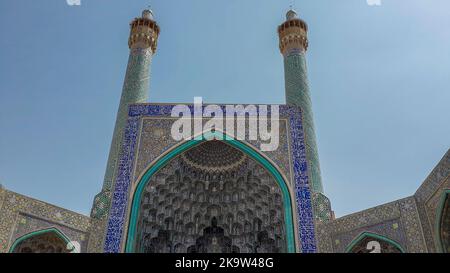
xmin=125 ymin=131 xmax=297 ymax=253
xmin=435 ymin=189 xmax=450 ymax=253
xmin=345 ymin=231 xmax=406 ymax=253
xmin=8 ymin=227 xmax=71 ymax=253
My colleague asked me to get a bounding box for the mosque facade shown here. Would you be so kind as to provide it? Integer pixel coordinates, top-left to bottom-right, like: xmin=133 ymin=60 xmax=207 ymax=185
xmin=0 ymin=9 xmax=448 ymax=253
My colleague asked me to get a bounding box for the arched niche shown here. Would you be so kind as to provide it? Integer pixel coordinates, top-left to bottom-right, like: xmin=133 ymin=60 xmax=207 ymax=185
xmin=9 ymin=227 xmax=72 ymax=253
xmin=436 ymin=189 xmax=450 ymax=253
xmin=345 ymin=232 xmax=405 ymax=253
xmin=125 ymin=132 xmax=296 ymax=253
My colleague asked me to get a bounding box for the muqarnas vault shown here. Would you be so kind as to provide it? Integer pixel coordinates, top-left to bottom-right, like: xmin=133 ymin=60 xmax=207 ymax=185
xmin=0 ymin=9 xmax=449 ymax=253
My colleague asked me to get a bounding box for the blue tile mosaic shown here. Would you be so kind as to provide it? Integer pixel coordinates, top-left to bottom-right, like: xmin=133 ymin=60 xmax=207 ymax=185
xmin=104 ymin=104 xmax=317 ymax=253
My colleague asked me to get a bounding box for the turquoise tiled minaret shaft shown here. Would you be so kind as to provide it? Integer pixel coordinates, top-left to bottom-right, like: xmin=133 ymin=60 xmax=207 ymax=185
xmin=91 ymin=10 xmax=160 ymax=219
xmin=278 ymin=10 xmax=332 ymax=222
xmin=278 ymin=10 xmax=324 ymax=194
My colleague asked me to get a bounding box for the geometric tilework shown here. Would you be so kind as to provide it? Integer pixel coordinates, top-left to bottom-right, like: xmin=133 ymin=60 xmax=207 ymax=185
xmin=0 ymin=188 xmax=90 ymax=253
xmin=103 ymin=47 xmax=153 ymax=191
xmin=436 ymin=189 xmax=450 ymax=252
xmin=103 ymin=104 xmax=317 ymax=253
xmin=90 ymin=190 xmax=111 ymax=219
xmin=131 ymin=143 xmax=289 ymax=253
xmin=132 ymin=118 xmax=293 ymax=187
xmin=345 ymin=232 xmax=405 ymax=253
xmin=312 ymin=192 xmax=332 ymax=222
xmin=94 ymin=47 xmax=153 ymax=220
xmin=1 ymin=10 xmax=449 ymax=254
xmin=315 ymin=196 xmax=429 ymax=253
xmin=284 ymin=51 xmax=324 ymax=194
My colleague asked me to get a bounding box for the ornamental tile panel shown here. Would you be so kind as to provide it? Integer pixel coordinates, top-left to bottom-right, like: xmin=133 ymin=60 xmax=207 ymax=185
xmin=103 ymin=104 xmax=318 ymax=253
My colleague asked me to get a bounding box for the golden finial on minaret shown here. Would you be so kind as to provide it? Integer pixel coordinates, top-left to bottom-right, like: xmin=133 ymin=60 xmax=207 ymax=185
xmin=277 ymin=8 xmax=308 ymax=55
xmin=128 ymin=8 xmax=160 ymax=52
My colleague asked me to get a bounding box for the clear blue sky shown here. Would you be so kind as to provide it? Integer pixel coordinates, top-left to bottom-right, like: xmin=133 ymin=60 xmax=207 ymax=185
xmin=0 ymin=0 xmax=449 ymax=217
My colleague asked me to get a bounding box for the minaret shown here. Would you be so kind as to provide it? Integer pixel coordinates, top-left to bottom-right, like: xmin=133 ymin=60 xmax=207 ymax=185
xmin=278 ymin=9 xmax=333 ymax=222
xmin=278 ymin=10 xmax=324 ymax=195
xmin=91 ymin=9 xmax=160 ymax=219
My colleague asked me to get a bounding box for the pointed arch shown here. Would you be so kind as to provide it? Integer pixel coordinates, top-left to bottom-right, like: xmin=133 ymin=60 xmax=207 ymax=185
xmin=345 ymin=231 xmax=405 ymax=253
xmin=125 ymin=131 xmax=296 ymax=253
xmin=8 ymin=227 xmax=71 ymax=253
xmin=435 ymin=189 xmax=450 ymax=253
